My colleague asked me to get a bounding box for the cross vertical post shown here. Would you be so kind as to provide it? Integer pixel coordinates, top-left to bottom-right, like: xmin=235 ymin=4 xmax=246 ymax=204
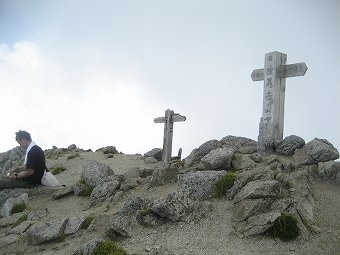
xmin=154 ymin=109 xmax=186 ymax=163
xmin=251 ymin=51 xmax=308 ymax=154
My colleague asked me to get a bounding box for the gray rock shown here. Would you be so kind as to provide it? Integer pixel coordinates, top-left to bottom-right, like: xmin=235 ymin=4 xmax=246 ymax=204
xmin=317 ymin=161 xmax=338 ymax=180
xmin=81 ymin=238 xmax=104 ymax=255
xmin=232 ymin=154 xmax=256 ymax=171
xmin=0 ymin=189 xmax=28 ymax=218
xmin=296 ymin=196 xmax=315 ymax=227
xmin=144 ymin=148 xmax=163 ymax=161
xmin=234 ymin=180 xmax=282 ymax=203
xmin=0 ymin=147 xmax=24 ymax=175
xmin=82 ymin=160 xmax=114 ymax=187
xmin=232 ymin=198 xmax=271 ymax=222
xmin=201 ymin=147 xmax=235 ymax=170
xmin=64 ymin=216 xmax=86 ymax=235
xmin=26 ymin=218 xmax=68 ymax=245
xmin=96 ymin=146 xmax=118 ymax=154
xmin=144 ymin=157 xmax=158 ymax=164
xmin=294 ymin=138 xmax=339 ymax=165
xmin=112 ymin=197 xmax=151 ymax=237
xmin=27 ymin=207 xmax=49 ymax=221
xmin=52 ymin=187 xmax=74 ymax=200
xmin=151 ymin=189 xmax=211 ymax=222
xmin=8 ymin=220 xmax=31 ymax=235
xmin=148 ymin=167 xmax=179 ymax=188
xmin=178 ymin=170 xmax=227 ymax=200
xmin=257 ymin=135 xmax=274 ymax=155
xmin=184 ymin=140 xmax=222 ymax=167
xmin=220 ymin=136 xmax=257 ymax=149
xmin=0 ymin=234 xmax=20 ymax=248
xmin=67 ymin=144 xmax=77 ymax=151
xmin=275 ymin=135 xmax=305 ymax=156
xmin=137 ymin=167 xmax=155 ymax=178
xmin=239 ymin=211 xmax=281 ymax=237
xmin=90 ymin=177 xmax=121 ymax=205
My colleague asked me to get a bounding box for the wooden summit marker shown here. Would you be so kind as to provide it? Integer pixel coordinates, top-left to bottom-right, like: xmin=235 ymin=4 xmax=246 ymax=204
xmin=154 ymin=109 xmax=186 ymax=163
xmin=251 ymin=51 xmax=308 ymax=153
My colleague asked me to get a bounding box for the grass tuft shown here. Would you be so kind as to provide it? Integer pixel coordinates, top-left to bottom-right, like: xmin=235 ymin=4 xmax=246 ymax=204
xmin=11 ymin=204 xmax=27 ymax=214
xmin=91 ymin=240 xmax=127 ymax=255
xmin=214 ymin=172 xmax=236 ymax=198
xmin=267 ymin=212 xmax=300 ymax=241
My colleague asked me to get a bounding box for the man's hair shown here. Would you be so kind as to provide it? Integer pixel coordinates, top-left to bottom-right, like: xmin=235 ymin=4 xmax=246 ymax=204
xmin=15 ymin=130 xmax=32 ymax=142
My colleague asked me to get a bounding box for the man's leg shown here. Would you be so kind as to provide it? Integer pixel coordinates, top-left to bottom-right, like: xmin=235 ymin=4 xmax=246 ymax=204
xmin=0 ymin=178 xmax=32 ymax=190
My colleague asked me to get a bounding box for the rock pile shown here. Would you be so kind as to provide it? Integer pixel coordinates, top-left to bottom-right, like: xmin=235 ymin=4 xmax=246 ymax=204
xmin=0 ymin=136 xmax=339 ymax=254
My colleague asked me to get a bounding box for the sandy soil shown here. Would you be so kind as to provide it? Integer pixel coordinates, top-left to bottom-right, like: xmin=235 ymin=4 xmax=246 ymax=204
xmin=0 ymin=151 xmax=339 ymax=255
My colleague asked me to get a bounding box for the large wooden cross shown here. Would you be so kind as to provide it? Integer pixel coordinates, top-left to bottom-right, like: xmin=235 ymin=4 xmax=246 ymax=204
xmin=251 ymin=51 xmax=308 ymax=153
xmin=154 ymin=109 xmax=186 ymax=163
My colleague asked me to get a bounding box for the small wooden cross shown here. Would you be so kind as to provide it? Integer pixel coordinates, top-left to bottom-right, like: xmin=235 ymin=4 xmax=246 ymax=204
xmin=251 ymin=51 xmax=308 ymax=153
xmin=154 ymin=109 xmax=186 ymax=163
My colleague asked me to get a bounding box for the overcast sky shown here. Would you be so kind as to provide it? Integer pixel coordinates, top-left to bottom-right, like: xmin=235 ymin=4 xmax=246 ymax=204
xmin=0 ymin=0 xmax=339 ymax=157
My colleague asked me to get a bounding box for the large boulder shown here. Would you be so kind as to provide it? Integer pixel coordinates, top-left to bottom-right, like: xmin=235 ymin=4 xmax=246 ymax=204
xmin=317 ymin=161 xmax=338 ymax=180
xmin=231 ymin=154 xmax=256 ymax=171
xmin=90 ymin=176 xmax=121 ymax=205
xmin=151 ymin=189 xmax=210 ymax=222
xmin=0 ymin=190 xmax=28 ymax=218
xmin=96 ymin=146 xmax=118 ymax=154
xmin=233 ymin=211 xmax=281 ymax=237
xmin=82 ymin=160 xmax=114 ymax=187
xmin=220 ymin=136 xmax=257 ymax=150
xmin=294 ymin=138 xmax=339 ymax=165
xmin=275 ymin=135 xmax=305 ymax=156
xmin=184 ymin=140 xmax=222 ymax=167
xmin=144 ymin=148 xmax=163 ymax=161
xmin=201 ymin=147 xmax=235 ymax=170
xmin=234 ymin=180 xmax=282 ymax=203
xmin=148 ymin=167 xmax=179 ymax=188
xmin=64 ymin=216 xmax=86 ymax=236
xmin=111 ymin=196 xmax=151 ymax=237
xmin=178 ymin=170 xmax=227 ymax=200
xmin=26 ymin=218 xmax=68 ymax=245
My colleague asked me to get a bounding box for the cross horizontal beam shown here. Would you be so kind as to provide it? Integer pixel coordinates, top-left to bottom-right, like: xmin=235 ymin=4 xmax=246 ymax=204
xmin=251 ymin=62 xmax=308 ymax=81
xmin=154 ymin=114 xmax=186 ymax=123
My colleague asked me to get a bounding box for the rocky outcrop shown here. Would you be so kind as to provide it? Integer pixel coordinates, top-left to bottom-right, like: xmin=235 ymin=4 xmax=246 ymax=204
xmin=294 ymin=138 xmax=339 ymax=165
xmin=275 ymin=135 xmax=305 ymax=156
xmin=178 ymin=170 xmax=227 ymax=200
xmin=90 ymin=176 xmax=121 ymax=205
xmin=201 ymin=147 xmax=235 ymax=170
xmin=151 ymin=189 xmax=211 ymax=222
xmin=184 ymin=139 xmax=222 ymax=167
xmin=148 ymin=166 xmax=179 ymax=188
xmin=220 ymin=136 xmax=257 ymax=151
xmin=111 ymin=196 xmax=151 ymax=237
xmin=82 ymin=160 xmax=115 ymax=187
xmin=0 ymin=189 xmax=28 ymax=218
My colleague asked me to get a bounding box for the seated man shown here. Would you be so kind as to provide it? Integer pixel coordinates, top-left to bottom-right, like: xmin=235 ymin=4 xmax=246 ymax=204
xmin=0 ymin=130 xmax=46 ymax=190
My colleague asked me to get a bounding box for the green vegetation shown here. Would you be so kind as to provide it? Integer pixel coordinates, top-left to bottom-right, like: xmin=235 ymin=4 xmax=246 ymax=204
xmin=267 ymin=213 xmax=300 ymax=241
xmin=11 ymin=204 xmax=27 ymax=214
xmin=91 ymin=240 xmax=127 ymax=255
xmin=138 ymin=208 xmax=151 ymax=217
xmin=58 ymin=233 xmax=65 ymax=242
xmin=214 ymin=172 xmax=236 ymax=198
xmin=67 ymin=152 xmax=80 ymax=160
xmin=81 ymin=215 xmax=95 ymax=230
xmin=11 ymin=213 xmax=29 ymax=229
xmin=51 ymin=166 xmax=66 ymax=175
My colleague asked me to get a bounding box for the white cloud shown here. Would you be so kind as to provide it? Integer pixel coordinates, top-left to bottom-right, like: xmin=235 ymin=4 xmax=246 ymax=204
xmin=0 ymin=41 xmax=164 ymax=154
